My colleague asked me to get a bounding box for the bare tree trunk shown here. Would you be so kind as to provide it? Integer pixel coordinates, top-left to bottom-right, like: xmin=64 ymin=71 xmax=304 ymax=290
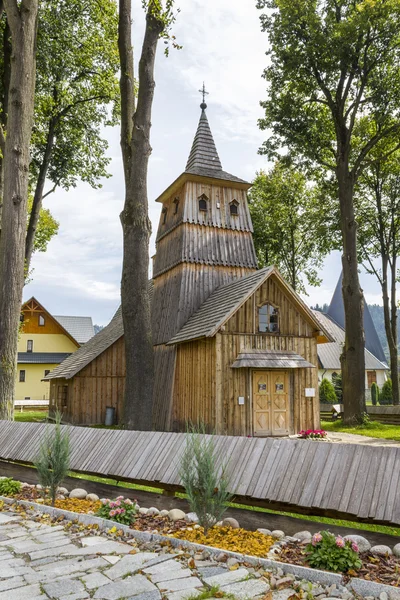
xmin=118 ymin=1 xmax=163 ymax=430
xmin=390 ymin=255 xmax=399 ymax=404
xmin=25 ymin=119 xmax=56 ymax=271
xmin=338 ymin=161 xmax=366 ymax=424
xmin=0 ymin=0 xmax=38 ymax=419
xmin=0 ymin=14 xmax=11 ymax=232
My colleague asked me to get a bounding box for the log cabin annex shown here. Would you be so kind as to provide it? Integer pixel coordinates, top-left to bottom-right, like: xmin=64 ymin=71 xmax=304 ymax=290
xmin=46 ymin=100 xmax=331 ymax=436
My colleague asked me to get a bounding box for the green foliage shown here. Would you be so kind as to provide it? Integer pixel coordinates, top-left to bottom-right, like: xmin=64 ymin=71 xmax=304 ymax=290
xmin=371 ymin=382 xmax=379 ymax=406
xmin=380 ymin=379 xmax=393 ymax=405
xmin=179 ymin=424 xmax=232 ymax=535
xmin=34 ymin=412 xmax=70 ymax=506
xmin=0 ymin=477 xmax=21 ymax=496
xmin=332 ymin=372 xmax=343 ymax=404
xmin=319 ymin=378 xmax=337 ymax=404
xmin=248 ymin=161 xmax=331 ymax=294
xmin=27 ymin=196 xmax=59 ymax=254
xmin=96 ymin=496 xmax=137 ymax=525
xmin=306 ymin=531 xmax=362 ymax=573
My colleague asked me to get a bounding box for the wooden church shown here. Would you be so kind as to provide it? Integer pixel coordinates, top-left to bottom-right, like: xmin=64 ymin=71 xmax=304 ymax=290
xmin=46 ymin=100 xmax=331 ymax=436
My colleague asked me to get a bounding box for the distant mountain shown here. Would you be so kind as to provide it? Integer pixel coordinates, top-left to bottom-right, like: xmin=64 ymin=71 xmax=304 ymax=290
xmin=93 ymin=324 xmax=104 ymax=335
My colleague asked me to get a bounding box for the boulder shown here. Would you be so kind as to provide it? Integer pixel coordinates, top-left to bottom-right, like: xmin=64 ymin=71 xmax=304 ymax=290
xmin=147 ymin=507 xmax=160 ymax=516
xmin=185 ymin=512 xmax=199 ymax=523
xmin=222 ymin=517 xmax=240 ymax=529
xmin=272 ymin=530 xmax=285 ymax=539
xmin=293 ymin=531 xmax=312 ymax=542
xmin=57 ymin=487 xmax=69 ymax=496
xmin=370 ymin=545 xmax=393 ymax=556
xmin=343 ymin=535 xmax=371 ymax=553
xmin=159 ymin=509 xmax=169 ymax=517
xmin=57 ymin=495 xmax=65 ymax=500
xmin=86 ymin=493 xmax=99 ymax=502
xmin=139 ymin=507 xmax=149 ymax=516
xmin=257 ymin=528 xmax=272 ymax=536
xmin=69 ymin=488 xmax=88 ymax=499
xmin=168 ymin=508 xmax=186 ymax=522
xmin=393 ymin=543 xmax=400 ymax=558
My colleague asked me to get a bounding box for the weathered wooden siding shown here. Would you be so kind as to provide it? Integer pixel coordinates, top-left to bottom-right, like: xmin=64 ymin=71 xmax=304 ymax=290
xmin=153 ymin=345 xmax=177 ymax=431
xmin=171 ymin=339 xmax=216 ymax=431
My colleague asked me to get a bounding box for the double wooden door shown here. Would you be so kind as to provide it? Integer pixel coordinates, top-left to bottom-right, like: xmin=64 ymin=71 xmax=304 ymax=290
xmin=253 ymin=370 xmax=290 ymax=436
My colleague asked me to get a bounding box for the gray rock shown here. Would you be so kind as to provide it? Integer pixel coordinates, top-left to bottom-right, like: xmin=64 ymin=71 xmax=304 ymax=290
xmin=343 ymin=534 xmax=371 ymax=553
xmin=257 ymin=528 xmax=272 ymax=536
xmin=147 ymin=507 xmax=160 ymax=516
xmin=185 ymin=512 xmax=199 ymax=523
xmin=221 ymin=579 xmax=270 ymax=600
xmin=393 ymin=543 xmax=400 ymax=557
xmin=139 ymin=507 xmax=149 ymax=515
xmin=168 ymin=509 xmax=186 ymax=522
xmin=222 ymin=517 xmax=240 ymax=529
xmin=380 ymin=593 xmax=389 ymax=600
xmin=272 ymin=530 xmax=285 ymax=539
xmin=86 ymin=493 xmax=99 ymax=502
xmin=69 ymin=488 xmax=87 ymax=499
xmin=57 ymin=486 xmax=69 ymax=496
xmin=203 ymin=567 xmax=249 ymax=587
xmin=226 ymin=557 xmax=239 ymax=567
xmin=293 ymin=530 xmax=312 ymax=542
xmin=370 ymin=545 xmax=393 ymax=556
xmin=159 ymin=509 xmax=169 ymax=517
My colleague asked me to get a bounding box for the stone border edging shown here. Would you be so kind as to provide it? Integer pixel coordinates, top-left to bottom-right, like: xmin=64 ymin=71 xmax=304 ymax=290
xmin=1 ymin=496 xmax=399 ymax=599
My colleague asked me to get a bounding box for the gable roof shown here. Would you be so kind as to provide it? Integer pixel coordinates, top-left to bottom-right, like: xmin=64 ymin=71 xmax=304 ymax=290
xmin=312 ymin=310 xmax=389 ymax=371
xmin=53 ymin=315 xmax=94 ymax=344
xmin=327 ymin=273 xmax=388 ymax=365
xmin=22 ymin=297 xmax=84 ymax=347
xmin=44 ymin=307 xmax=123 ymax=380
xmin=168 ymin=266 xmax=332 ymax=345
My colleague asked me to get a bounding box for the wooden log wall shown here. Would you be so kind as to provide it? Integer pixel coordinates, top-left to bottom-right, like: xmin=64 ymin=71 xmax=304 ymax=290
xmin=1 ymin=421 xmax=399 ymax=527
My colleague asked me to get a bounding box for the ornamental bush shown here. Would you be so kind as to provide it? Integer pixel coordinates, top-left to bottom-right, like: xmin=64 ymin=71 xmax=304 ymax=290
xmin=332 ymin=372 xmax=343 ymax=403
xmin=298 ymin=429 xmax=327 ymax=440
xmin=319 ymin=378 xmax=337 ymax=404
xmin=379 ymin=379 xmax=393 ymax=405
xmin=371 ymin=382 xmax=379 ymax=406
xmin=96 ymin=496 xmax=137 ymax=525
xmin=0 ymin=477 xmax=21 ymax=496
xmin=306 ymin=531 xmax=362 ymax=573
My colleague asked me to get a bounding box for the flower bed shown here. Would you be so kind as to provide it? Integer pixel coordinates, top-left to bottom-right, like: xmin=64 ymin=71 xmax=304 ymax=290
xmin=298 ymin=429 xmax=327 ymax=439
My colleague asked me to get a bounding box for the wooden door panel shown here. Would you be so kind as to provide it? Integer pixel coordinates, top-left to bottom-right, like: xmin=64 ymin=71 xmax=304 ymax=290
xmin=253 ymin=371 xmax=271 ymax=435
xmin=270 ymin=372 xmax=289 ymax=435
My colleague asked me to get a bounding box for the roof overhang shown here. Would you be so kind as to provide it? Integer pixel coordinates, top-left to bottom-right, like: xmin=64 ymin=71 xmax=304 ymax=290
xmin=155 ymin=172 xmax=252 ymax=204
xmin=231 ymin=349 xmax=315 ymax=369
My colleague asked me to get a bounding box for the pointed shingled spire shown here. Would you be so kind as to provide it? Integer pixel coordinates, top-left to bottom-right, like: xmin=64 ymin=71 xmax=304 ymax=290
xmin=186 ymin=103 xmax=223 ymax=173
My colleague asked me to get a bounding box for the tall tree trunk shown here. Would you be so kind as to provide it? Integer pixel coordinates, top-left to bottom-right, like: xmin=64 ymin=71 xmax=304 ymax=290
xmin=390 ymin=254 xmax=399 ymax=404
xmin=25 ymin=119 xmax=56 ymax=271
xmin=338 ymin=161 xmax=366 ymax=424
xmin=0 ymin=15 xmax=11 ymax=233
xmin=0 ymin=0 xmax=38 ymax=419
xmin=118 ymin=1 xmax=163 ymax=430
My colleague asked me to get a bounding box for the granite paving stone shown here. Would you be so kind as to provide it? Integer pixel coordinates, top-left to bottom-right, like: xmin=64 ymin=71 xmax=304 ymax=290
xmin=104 ymin=552 xmax=158 ymax=580
xmin=42 ymin=579 xmax=86 ymax=598
xmin=93 ymin=575 xmax=157 ymax=599
xmin=81 ymin=571 xmax=111 ymax=590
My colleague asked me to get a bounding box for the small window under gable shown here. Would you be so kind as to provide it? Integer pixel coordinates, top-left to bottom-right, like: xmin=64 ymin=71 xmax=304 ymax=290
xmin=162 ymin=206 xmax=168 ymax=224
xmin=173 ymin=197 xmax=179 ymax=215
xmin=258 ymin=303 xmax=279 ymax=333
xmin=38 ymin=314 xmax=45 ymax=326
xmin=198 ymin=194 xmax=208 ymax=212
xmin=27 ymin=340 xmax=33 ymax=353
xmin=230 ymin=199 xmax=239 ymax=216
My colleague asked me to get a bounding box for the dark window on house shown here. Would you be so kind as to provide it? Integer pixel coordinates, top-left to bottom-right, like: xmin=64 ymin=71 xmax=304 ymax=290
xmin=230 ymin=200 xmax=239 ymax=216
xmin=19 ymin=370 xmax=26 ymax=382
xmin=38 ymin=314 xmax=45 ymax=326
xmin=57 ymin=384 xmax=68 ymax=408
xmin=24 ymin=397 xmax=30 ymax=400
xmin=27 ymin=340 xmax=33 ymax=353
xmin=198 ymin=194 xmax=208 ymax=212
xmin=258 ymin=304 xmax=279 ymax=333
xmin=173 ymin=197 xmax=179 ymax=215
xmin=44 ymin=369 xmax=50 ymax=377
xmin=162 ymin=207 xmax=167 ymax=224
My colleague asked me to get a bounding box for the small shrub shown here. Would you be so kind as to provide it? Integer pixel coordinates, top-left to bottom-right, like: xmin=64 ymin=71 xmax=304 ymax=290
xmin=332 ymin=372 xmax=343 ymax=403
xmin=34 ymin=411 xmax=70 ymax=506
xmin=306 ymin=531 xmax=362 ymax=573
xmin=96 ymin=496 xmax=136 ymax=525
xmin=0 ymin=477 xmax=22 ymax=496
xmin=319 ymin=378 xmax=337 ymax=404
xmin=371 ymin=382 xmax=379 ymax=406
xmin=298 ymin=429 xmax=327 ymax=440
xmin=379 ymin=379 xmax=393 ymax=405
xmin=179 ymin=424 xmax=232 ymax=535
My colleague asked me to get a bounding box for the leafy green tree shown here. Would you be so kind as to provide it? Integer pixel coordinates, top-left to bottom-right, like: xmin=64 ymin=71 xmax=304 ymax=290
xmin=319 ymin=378 xmax=337 ymax=404
xmin=249 ymin=161 xmax=334 ymax=293
xmin=356 ymin=152 xmax=400 ymax=405
xmin=27 ymin=197 xmax=59 ymax=256
xmin=257 ymin=0 xmax=400 ymax=425
xmin=371 ymin=382 xmax=379 ymax=406
xmin=332 ymin=372 xmax=343 ymax=404
xmin=379 ymin=379 xmax=393 ymax=406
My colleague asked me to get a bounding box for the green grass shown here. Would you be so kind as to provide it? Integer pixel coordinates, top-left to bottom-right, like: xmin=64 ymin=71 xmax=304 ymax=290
xmin=13 ymin=411 xmax=48 ymax=423
xmin=68 ymin=471 xmax=400 ymax=538
xmin=322 ymin=419 xmax=400 ymax=441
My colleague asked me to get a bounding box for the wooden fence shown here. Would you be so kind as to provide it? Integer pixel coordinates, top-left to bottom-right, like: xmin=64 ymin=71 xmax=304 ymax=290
xmin=320 ymin=404 xmax=400 ymax=425
xmin=0 ymin=421 xmax=399 ymax=526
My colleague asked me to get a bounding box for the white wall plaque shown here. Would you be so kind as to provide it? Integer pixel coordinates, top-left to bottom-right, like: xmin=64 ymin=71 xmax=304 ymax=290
xmin=238 ymin=396 xmax=245 ymax=405
xmin=305 ymin=388 xmax=315 ymax=397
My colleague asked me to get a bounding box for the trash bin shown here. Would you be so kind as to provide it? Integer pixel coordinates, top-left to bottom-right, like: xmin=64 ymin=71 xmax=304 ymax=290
xmin=105 ymin=406 xmax=115 ymax=426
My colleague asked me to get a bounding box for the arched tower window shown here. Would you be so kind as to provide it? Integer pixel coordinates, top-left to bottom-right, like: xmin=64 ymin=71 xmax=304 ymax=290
xmin=230 ymin=200 xmax=239 ymax=216
xmin=173 ymin=197 xmax=179 ymax=215
xmin=198 ymin=194 xmax=208 ymax=212
xmin=162 ymin=206 xmax=168 ymax=224
xmin=258 ymin=303 xmax=279 ymax=333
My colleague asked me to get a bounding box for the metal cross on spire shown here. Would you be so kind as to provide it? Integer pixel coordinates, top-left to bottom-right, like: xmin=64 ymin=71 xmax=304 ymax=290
xmin=199 ymin=82 xmax=209 ymax=109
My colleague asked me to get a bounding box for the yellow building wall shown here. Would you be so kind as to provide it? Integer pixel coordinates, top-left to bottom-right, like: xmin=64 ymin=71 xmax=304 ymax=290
xmin=18 ymin=333 xmax=78 ymax=353
xmin=15 ymin=364 xmax=57 ymax=401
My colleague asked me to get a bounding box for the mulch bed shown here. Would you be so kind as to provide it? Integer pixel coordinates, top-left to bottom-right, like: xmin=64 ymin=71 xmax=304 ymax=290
xmin=279 ymin=542 xmax=400 ymax=587
xmin=132 ymin=515 xmax=188 ymax=534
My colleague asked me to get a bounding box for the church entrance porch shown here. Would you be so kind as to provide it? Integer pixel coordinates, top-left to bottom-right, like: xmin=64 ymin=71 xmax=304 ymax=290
xmin=252 ymin=370 xmax=291 ymax=436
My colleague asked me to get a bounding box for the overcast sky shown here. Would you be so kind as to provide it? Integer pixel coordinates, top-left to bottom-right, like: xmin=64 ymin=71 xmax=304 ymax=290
xmin=24 ymin=0 xmax=388 ymax=325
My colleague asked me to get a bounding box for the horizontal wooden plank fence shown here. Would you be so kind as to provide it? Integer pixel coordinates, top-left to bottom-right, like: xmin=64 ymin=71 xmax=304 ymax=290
xmin=0 ymin=421 xmax=399 ymax=526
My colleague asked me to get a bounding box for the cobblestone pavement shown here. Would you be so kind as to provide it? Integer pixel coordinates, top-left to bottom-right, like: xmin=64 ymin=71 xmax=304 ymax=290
xmin=0 ymin=508 xmax=358 ymax=600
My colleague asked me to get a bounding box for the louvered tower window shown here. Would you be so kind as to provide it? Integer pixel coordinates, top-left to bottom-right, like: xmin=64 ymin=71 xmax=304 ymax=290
xmin=230 ymin=200 xmax=239 ymax=216
xmin=173 ymin=197 xmax=179 ymax=214
xmin=198 ymin=194 xmax=208 ymax=212
xmin=162 ymin=207 xmax=168 ymax=224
